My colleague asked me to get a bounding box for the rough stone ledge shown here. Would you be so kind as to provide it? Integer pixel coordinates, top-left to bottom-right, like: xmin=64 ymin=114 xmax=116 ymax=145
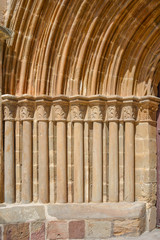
xmin=47 ymin=202 xmax=146 ymax=220
xmin=0 ymin=205 xmax=45 ymax=224
xmin=0 ymin=202 xmax=146 ymax=224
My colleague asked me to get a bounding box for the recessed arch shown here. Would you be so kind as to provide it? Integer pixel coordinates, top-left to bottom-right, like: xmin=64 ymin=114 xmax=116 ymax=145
xmin=2 ymin=0 xmax=160 ymax=97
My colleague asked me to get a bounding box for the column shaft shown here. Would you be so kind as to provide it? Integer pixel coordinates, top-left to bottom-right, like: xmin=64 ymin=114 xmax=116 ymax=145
xmin=0 ymin=43 xmax=3 ymax=202
xmin=22 ymin=121 xmax=32 ymax=203
xmin=74 ymin=122 xmax=84 ymax=202
xmin=92 ymin=122 xmax=103 ymax=202
xmin=125 ymin=122 xmax=135 ymax=202
xmin=39 ymin=121 xmax=49 ymax=203
xmin=4 ymin=121 xmax=15 ymax=203
xmin=109 ymin=121 xmax=119 ymax=202
xmin=57 ymin=121 xmax=67 ymax=202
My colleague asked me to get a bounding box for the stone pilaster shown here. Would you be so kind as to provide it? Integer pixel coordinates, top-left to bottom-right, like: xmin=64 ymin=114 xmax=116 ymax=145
xmin=90 ymin=101 xmax=105 ymax=202
xmin=135 ymin=97 xmax=159 ymax=230
xmin=54 ymin=99 xmax=68 ymax=203
xmin=107 ymin=101 xmax=120 ymax=202
xmin=36 ymin=101 xmax=51 ymax=203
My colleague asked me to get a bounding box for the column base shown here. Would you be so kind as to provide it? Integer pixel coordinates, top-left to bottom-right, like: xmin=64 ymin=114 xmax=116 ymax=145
xmin=0 ymin=202 xmax=147 ymax=239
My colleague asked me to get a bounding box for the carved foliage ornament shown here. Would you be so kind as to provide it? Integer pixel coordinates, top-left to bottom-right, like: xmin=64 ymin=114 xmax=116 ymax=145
xmin=107 ymin=105 xmax=120 ymax=121
xmin=20 ymin=106 xmax=34 ymax=120
xmin=71 ymin=105 xmax=86 ymax=121
xmin=123 ymin=105 xmax=137 ymax=121
xmin=36 ymin=105 xmax=50 ymax=120
xmin=91 ymin=105 xmax=104 ymax=121
xmin=54 ymin=104 xmax=68 ymax=121
xmin=4 ymin=104 xmax=16 ymax=120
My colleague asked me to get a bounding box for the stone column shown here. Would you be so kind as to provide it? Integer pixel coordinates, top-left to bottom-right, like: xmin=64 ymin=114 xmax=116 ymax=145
xmin=54 ymin=100 xmax=68 ymax=203
xmin=36 ymin=102 xmax=50 ymax=203
xmin=0 ymin=41 xmax=3 ymax=202
xmin=19 ymin=101 xmax=34 ymax=203
xmin=107 ymin=102 xmax=120 ymax=202
xmin=3 ymin=100 xmax=16 ymax=203
xmin=123 ymin=102 xmax=137 ymax=202
xmin=71 ymin=101 xmax=86 ymax=203
xmin=0 ymin=27 xmax=12 ymax=202
xmin=90 ymin=102 xmax=105 ymax=202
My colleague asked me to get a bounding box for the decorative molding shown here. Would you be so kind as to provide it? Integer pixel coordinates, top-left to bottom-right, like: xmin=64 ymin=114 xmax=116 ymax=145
xmin=90 ymin=105 xmax=105 ymax=121
xmin=54 ymin=104 xmax=68 ymax=121
xmin=71 ymin=105 xmax=86 ymax=121
xmin=107 ymin=105 xmax=120 ymax=121
xmin=138 ymin=104 xmax=158 ymax=122
xmin=3 ymin=104 xmax=16 ymax=120
xmin=123 ymin=105 xmax=137 ymax=121
xmin=36 ymin=105 xmax=50 ymax=121
xmin=2 ymin=94 xmax=160 ymax=123
xmin=20 ymin=105 xmax=34 ymax=120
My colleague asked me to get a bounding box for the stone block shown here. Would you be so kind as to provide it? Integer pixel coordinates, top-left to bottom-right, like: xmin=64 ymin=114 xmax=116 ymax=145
xmin=0 ymin=205 xmax=45 ymax=224
xmin=3 ymin=223 xmax=29 ymax=240
xmin=135 ymin=183 xmax=156 ymax=204
xmin=113 ymin=218 xmax=145 ymax=237
xmin=135 ymin=152 xmax=156 ymax=169
xmin=47 ymin=221 xmax=68 ymax=239
xmin=85 ymin=220 xmax=112 ymax=238
xmin=31 ymin=222 xmax=45 ymax=240
xmin=135 ymin=123 xmax=149 ymax=139
xmin=146 ymin=206 xmax=157 ymax=231
xmin=69 ymin=220 xmax=85 ymax=239
xmin=135 ymin=168 xmax=157 ymax=183
xmin=47 ymin=202 xmax=145 ymax=220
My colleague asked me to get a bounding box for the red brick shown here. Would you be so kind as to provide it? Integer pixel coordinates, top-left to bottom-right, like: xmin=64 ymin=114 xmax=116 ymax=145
xmin=31 ymin=222 xmax=45 ymax=240
xmin=3 ymin=223 xmax=29 ymax=240
xmin=69 ymin=220 xmax=85 ymax=239
xmin=47 ymin=221 xmax=68 ymax=239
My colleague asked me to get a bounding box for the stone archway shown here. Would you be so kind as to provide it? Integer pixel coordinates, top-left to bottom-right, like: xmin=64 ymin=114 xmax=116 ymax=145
xmin=0 ymin=1 xmax=160 ymax=238
xmin=156 ymin=83 xmax=160 ymax=227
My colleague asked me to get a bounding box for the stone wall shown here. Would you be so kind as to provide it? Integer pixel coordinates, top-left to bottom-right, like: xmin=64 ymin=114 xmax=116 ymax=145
xmin=0 ymin=203 xmax=146 ymax=239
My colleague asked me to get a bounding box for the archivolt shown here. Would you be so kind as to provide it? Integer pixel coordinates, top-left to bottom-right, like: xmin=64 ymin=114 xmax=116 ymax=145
xmin=2 ymin=0 xmax=160 ymax=97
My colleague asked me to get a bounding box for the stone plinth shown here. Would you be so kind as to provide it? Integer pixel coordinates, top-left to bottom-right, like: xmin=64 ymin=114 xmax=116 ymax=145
xmin=0 ymin=202 xmax=145 ymax=239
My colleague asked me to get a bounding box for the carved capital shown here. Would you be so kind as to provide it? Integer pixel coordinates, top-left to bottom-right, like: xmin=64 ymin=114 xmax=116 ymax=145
xmin=107 ymin=105 xmax=120 ymax=121
xmin=138 ymin=104 xmax=158 ymax=122
xmin=71 ymin=104 xmax=86 ymax=121
xmin=36 ymin=104 xmax=50 ymax=121
xmin=20 ymin=105 xmax=34 ymax=120
xmin=123 ymin=105 xmax=137 ymax=121
xmin=90 ymin=105 xmax=105 ymax=121
xmin=3 ymin=104 xmax=16 ymax=121
xmin=54 ymin=104 xmax=68 ymax=121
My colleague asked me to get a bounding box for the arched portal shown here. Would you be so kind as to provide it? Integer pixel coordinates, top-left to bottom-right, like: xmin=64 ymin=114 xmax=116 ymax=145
xmin=0 ymin=0 xmax=160 ymax=238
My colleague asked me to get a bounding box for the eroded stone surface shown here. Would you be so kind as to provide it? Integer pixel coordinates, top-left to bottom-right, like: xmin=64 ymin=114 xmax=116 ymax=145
xmin=47 ymin=202 xmax=146 ymax=220
xmin=113 ymin=218 xmax=145 ymax=237
xmin=3 ymin=223 xmax=29 ymax=240
xmin=47 ymin=221 xmax=68 ymax=239
xmin=0 ymin=205 xmax=45 ymax=224
xmin=85 ymin=220 xmax=112 ymax=239
xmin=31 ymin=222 xmax=45 ymax=240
